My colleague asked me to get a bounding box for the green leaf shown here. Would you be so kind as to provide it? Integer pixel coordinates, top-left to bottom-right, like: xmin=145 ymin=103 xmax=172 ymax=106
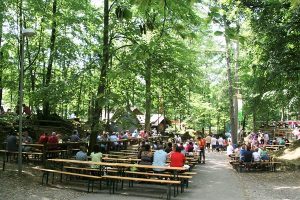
xmin=214 ymin=31 xmax=223 ymax=36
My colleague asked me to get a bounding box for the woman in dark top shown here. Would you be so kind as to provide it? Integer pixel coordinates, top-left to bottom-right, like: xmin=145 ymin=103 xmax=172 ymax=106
xmin=164 ymin=142 xmax=173 ymax=153
xmin=138 ymin=144 xmax=153 ymax=165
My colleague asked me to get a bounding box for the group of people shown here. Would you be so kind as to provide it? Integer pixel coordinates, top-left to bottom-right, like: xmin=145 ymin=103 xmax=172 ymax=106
xmin=245 ymin=131 xmax=290 ymax=148
xmin=96 ymin=129 xmax=159 ymax=142
xmin=137 ymin=140 xmax=189 ymax=170
xmin=5 ymin=129 xmax=83 ymax=153
xmin=227 ymin=142 xmax=270 ymax=163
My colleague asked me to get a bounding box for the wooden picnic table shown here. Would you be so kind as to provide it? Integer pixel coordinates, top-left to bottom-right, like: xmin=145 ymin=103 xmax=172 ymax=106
xmin=102 ymin=157 xmax=141 ymax=163
xmin=109 ymin=151 xmax=137 ymax=155
xmin=48 ymin=158 xmax=186 ymax=171
xmin=47 ymin=158 xmax=186 ymax=178
xmin=265 ymin=145 xmax=285 ymax=151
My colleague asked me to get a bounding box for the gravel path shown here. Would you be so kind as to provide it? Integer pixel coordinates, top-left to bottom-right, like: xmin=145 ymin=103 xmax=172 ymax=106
xmin=0 ymin=153 xmax=299 ymax=200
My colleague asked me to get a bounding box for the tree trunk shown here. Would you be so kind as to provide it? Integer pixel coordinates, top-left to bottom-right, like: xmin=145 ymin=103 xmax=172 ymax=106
xmin=144 ymin=61 xmax=152 ymax=132
xmin=89 ymin=0 xmax=109 ymax=154
xmin=0 ymin=1 xmax=3 ymax=107
xmin=76 ymin=76 xmax=84 ymax=115
xmin=223 ymin=17 xmax=236 ymax=144
xmin=43 ymin=0 xmax=57 ymax=117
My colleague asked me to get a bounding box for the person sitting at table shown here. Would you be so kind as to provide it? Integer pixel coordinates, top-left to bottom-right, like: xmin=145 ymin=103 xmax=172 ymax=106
xmin=48 ymin=132 xmax=59 ymax=150
xmin=138 ymin=144 xmax=153 ymax=165
xmin=152 ymin=141 xmax=158 ymax=150
xmin=38 ymin=132 xmax=48 ymax=144
xmin=152 ymin=145 xmax=168 ymax=172
xmin=242 ymin=145 xmax=253 ymax=163
xmin=22 ymin=130 xmax=33 ymax=152
xmin=258 ymin=146 xmax=269 ymax=161
xmin=6 ymin=131 xmax=18 ymax=152
xmin=252 ymin=148 xmax=260 ymax=162
xmin=185 ymin=141 xmax=194 ymax=154
xmin=170 ymin=146 xmax=186 ymax=167
xmin=90 ymin=145 xmax=103 ymax=169
xmin=96 ymin=132 xmax=102 ymax=142
xmin=138 ymin=140 xmax=146 ymax=156
xmin=278 ymin=137 xmax=286 ymax=145
xmin=239 ymin=144 xmax=246 ymax=162
xmin=75 ymin=146 xmax=87 ymax=161
xmin=284 ymin=138 xmax=290 ymax=143
xmin=132 ymin=129 xmax=139 ymax=138
xmin=164 ymin=142 xmax=173 ymax=153
xmin=226 ymin=142 xmax=234 ymax=158
xmin=109 ymin=132 xmax=119 ymax=150
xmin=70 ymin=130 xmax=80 ymax=142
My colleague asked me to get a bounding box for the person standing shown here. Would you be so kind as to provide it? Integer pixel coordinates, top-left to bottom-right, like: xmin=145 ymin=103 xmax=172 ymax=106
xmin=205 ymin=135 xmax=211 ymax=152
xmin=211 ymin=135 xmax=217 ymax=152
xmin=217 ymin=136 xmax=224 ymax=152
xmin=198 ymin=136 xmax=206 ymax=164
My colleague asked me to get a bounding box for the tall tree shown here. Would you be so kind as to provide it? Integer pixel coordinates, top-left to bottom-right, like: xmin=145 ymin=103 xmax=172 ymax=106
xmin=0 ymin=0 xmax=4 ymax=107
xmin=90 ymin=0 xmax=110 ymax=152
xmin=43 ymin=0 xmax=57 ymax=117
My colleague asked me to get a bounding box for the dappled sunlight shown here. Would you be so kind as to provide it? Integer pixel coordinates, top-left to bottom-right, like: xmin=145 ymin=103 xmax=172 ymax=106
xmin=30 ymin=195 xmax=51 ymax=200
xmin=273 ymin=186 xmax=300 ymax=190
xmin=279 ymin=147 xmax=300 ymax=160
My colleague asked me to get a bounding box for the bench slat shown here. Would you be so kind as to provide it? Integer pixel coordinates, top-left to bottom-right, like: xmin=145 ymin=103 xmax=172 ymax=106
xmin=103 ymin=175 xmax=181 ymax=184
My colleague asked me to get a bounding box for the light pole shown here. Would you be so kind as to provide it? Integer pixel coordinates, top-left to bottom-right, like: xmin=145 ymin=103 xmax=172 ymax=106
xmin=18 ymin=28 xmax=35 ymax=175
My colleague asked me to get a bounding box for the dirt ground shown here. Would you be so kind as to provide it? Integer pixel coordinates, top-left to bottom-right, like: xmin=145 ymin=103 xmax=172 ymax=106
xmin=0 ymin=158 xmax=299 ymax=200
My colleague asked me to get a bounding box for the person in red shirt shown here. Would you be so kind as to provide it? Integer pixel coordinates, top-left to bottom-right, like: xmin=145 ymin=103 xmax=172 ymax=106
xmin=170 ymin=146 xmax=186 ymax=167
xmin=38 ymin=133 xmax=48 ymax=144
xmin=48 ymin=132 xmax=58 ymax=150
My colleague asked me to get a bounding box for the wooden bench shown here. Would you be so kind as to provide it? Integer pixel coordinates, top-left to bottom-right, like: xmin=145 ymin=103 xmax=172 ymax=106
xmin=103 ymin=175 xmax=181 ymax=200
xmin=182 ymin=171 xmax=197 ymax=175
xmin=33 ymin=167 xmax=103 ymax=192
xmin=64 ymin=166 xmax=119 ymax=175
xmin=124 ymin=170 xmax=192 ymax=192
xmin=0 ymin=150 xmax=43 ymax=170
xmin=230 ymin=161 xmax=282 ymax=172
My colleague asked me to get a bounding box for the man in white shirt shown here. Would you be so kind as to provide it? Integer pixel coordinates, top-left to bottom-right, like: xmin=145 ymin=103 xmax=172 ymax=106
xmin=211 ymin=136 xmax=217 ymax=152
xmin=205 ymin=135 xmax=212 ymax=152
xmin=217 ymin=137 xmax=224 ymax=152
xmin=252 ymin=148 xmax=260 ymax=162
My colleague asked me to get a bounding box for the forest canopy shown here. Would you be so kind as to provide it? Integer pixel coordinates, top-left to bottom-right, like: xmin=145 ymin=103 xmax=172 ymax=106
xmin=0 ymin=0 xmax=299 ymax=139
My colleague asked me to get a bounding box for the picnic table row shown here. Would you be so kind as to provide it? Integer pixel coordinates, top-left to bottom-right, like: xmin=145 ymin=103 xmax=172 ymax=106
xmin=36 ymin=158 xmax=195 ymax=200
xmin=0 ymin=136 xmax=170 ymax=170
xmin=229 ymin=153 xmax=281 ymax=172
